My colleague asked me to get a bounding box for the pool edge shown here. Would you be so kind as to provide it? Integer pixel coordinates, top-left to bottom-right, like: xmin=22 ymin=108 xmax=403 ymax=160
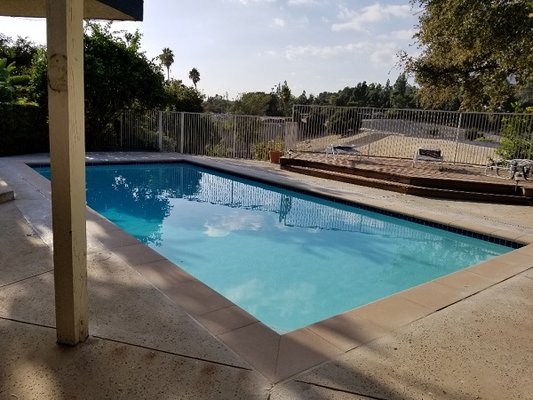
xmin=3 ymin=154 xmax=533 ymax=383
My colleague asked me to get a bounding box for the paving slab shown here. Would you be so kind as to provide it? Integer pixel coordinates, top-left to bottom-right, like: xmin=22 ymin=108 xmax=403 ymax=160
xmin=0 ymin=201 xmax=52 ymax=287
xmin=270 ymin=381 xmax=371 ymax=400
xmin=0 ymin=240 xmax=249 ymax=369
xmin=292 ymin=273 xmax=533 ymax=400
xmin=0 ymin=319 xmax=269 ymax=400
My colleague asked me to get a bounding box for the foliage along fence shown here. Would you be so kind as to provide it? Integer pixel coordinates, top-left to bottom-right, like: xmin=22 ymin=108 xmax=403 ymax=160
xmin=105 ymin=111 xmax=293 ymax=160
xmin=97 ymin=106 xmax=533 ymax=166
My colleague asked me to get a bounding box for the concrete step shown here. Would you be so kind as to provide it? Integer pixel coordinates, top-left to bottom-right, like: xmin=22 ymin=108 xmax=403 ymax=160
xmin=0 ymin=179 xmax=15 ymax=204
xmin=281 ymin=164 xmax=532 ymax=205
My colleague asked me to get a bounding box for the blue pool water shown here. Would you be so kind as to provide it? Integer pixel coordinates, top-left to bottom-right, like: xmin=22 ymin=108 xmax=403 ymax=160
xmin=36 ymin=163 xmax=513 ymax=333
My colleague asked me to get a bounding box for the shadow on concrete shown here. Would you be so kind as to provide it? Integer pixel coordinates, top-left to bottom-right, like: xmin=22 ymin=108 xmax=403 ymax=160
xmin=0 ymin=200 xmax=269 ymax=399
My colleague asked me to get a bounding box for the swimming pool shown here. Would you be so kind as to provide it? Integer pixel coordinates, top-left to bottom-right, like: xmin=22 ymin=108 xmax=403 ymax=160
xmin=37 ymin=162 xmax=515 ymax=333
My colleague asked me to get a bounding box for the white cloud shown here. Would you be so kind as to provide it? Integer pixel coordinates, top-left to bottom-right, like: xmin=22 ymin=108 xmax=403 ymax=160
xmin=238 ymin=0 xmax=276 ymax=4
xmin=387 ymin=28 xmax=416 ymax=41
xmin=272 ymin=17 xmax=286 ymax=27
xmin=204 ymin=213 xmax=264 ymax=237
xmin=332 ymin=3 xmax=413 ymax=33
xmin=285 ymin=42 xmax=369 ymax=59
xmin=260 ymin=49 xmax=279 ymax=57
xmin=370 ymin=45 xmax=400 ymax=65
xmin=287 ymin=0 xmax=319 ymax=5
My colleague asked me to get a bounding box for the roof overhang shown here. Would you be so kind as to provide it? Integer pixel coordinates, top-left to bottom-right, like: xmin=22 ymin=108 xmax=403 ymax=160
xmin=0 ymin=0 xmax=143 ymax=21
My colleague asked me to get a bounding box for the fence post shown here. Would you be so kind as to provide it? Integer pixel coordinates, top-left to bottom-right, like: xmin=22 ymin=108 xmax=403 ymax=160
xmin=180 ymin=112 xmax=185 ymax=153
xmin=119 ymin=113 xmax=123 ymax=149
xmin=158 ymin=111 xmax=163 ymax=151
xmin=233 ymin=115 xmax=237 ymax=158
xmin=453 ymin=112 xmax=462 ymax=164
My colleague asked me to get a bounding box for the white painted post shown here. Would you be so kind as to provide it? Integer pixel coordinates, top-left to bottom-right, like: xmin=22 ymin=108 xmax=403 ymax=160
xmin=233 ymin=115 xmax=237 ymax=158
xmin=453 ymin=112 xmax=462 ymax=164
xmin=158 ymin=111 xmax=163 ymax=151
xmin=180 ymin=112 xmax=185 ymax=153
xmin=46 ymin=0 xmax=88 ymax=345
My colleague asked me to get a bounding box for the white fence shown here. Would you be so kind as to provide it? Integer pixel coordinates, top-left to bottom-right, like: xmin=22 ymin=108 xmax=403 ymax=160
xmin=112 ymin=111 xmax=292 ymax=160
xmin=292 ymin=105 xmax=533 ymax=165
xmin=99 ymin=107 xmax=533 ymax=166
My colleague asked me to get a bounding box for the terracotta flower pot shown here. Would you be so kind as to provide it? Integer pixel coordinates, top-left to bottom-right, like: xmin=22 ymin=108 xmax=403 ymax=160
xmin=269 ymin=150 xmax=282 ymax=164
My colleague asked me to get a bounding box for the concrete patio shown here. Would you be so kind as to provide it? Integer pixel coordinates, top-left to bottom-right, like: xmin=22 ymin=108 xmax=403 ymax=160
xmin=1 ymin=153 xmax=532 ymax=399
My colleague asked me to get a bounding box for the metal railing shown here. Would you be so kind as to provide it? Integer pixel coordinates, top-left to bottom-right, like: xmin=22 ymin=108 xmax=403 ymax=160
xmin=292 ymin=105 xmax=533 ymax=165
xmin=112 ymin=111 xmax=291 ymax=160
xmin=95 ymin=107 xmax=532 ymax=166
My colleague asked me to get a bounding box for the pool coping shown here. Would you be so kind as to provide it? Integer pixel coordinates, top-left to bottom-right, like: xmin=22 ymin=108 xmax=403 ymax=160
xmin=2 ymin=153 xmax=533 ymax=383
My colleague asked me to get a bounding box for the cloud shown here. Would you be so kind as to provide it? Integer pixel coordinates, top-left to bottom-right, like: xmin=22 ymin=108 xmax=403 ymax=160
xmin=386 ymin=28 xmax=416 ymax=41
xmin=285 ymin=42 xmax=369 ymax=59
xmin=332 ymin=3 xmax=413 ymax=32
xmin=237 ymin=0 xmax=276 ymax=4
xmin=204 ymin=213 xmax=264 ymax=237
xmin=370 ymin=45 xmax=400 ymax=65
xmin=287 ymin=0 xmax=319 ymax=5
xmin=272 ymin=17 xmax=286 ymax=27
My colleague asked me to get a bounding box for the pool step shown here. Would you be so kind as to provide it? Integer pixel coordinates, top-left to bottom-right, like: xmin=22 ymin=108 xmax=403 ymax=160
xmin=281 ymin=162 xmax=533 ymax=205
xmin=0 ymin=179 xmax=15 ymax=204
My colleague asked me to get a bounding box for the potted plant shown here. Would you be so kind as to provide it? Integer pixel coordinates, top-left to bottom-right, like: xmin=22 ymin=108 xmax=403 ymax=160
xmin=268 ymin=139 xmax=284 ymax=164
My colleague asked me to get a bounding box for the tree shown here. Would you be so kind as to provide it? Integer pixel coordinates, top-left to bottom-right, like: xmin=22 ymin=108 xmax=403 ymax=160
xmin=82 ymin=23 xmax=166 ymax=148
xmin=232 ymin=92 xmax=271 ymax=115
xmin=278 ymin=81 xmax=292 ymax=117
xmin=164 ymin=79 xmax=204 ymax=112
xmin=0 ymin=35 xmax=41 ymax=103
xmin=189 ymin=67 xmax=200 ymax=89
xmin=403 ymin=0 xmax=533 ymax=111
xmin=390 ymin=73 xmax=417 ymax=109
xmin=0 ymin=58 xmax=16 ymax=102
xmin=203 ymin=94 xmax=232 ymax=114
xmin=159 ymin=47 xmax=174 ymax=81
xmin=0 ymin=35 xmax=40 ymax=75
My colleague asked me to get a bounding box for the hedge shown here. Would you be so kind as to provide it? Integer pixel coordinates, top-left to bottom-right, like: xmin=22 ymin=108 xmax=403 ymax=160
xmin=0 ymin=103 xmax=49 ymax=155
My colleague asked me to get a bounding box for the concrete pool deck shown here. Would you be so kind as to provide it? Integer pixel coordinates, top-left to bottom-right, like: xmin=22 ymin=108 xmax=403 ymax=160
xmin=1 ymin=153 xmax=532 ymax=399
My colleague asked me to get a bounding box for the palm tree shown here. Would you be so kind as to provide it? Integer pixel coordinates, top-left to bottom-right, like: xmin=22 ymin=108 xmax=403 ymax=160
xmin=159 ymin=48 xmax=174 ymax=81
xmin=189 ymin=68 xmax=200 ymax=89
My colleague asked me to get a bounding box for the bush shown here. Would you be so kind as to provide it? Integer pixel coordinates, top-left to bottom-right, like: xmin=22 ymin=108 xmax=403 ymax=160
xmin=464 ymin=128 xmax=483 ymax=141
xmin=425 ymin=127 xmax=440 ymax=137
xmin=205 ymin=143 xmax=232 ymax=157
xmin=251 ymin=141 xmax=269 ymax=161
xmin=0 ymin=103 xmax=48 ymax=155
xmin=496 ymin=107 xmax=533 ymax=159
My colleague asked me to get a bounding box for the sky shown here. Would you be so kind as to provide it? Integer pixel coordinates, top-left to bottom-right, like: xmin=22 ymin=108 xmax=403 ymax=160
xmin=0 ymin=0 xmax=421 ymax=99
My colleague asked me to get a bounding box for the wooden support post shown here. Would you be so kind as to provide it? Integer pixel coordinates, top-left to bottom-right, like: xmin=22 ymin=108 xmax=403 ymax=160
xmin=46 ymin=0 xmax=89 ymax=345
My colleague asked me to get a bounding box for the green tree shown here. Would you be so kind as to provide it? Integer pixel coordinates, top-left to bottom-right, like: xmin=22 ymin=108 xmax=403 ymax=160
xmin=83 ymin=23 xmax=166 ymax=148
xmin=232 ymin=92 xmax=272 ymax=115
xmin=276 ymin=81 xmax=293 ymax=116
xmin=159 ymin=47 xmax=174 ymax=81
xmin=403 ymin=0 xmax=533 ymax=111
xmin=203 ymin=94 xmax=232 ymax=113
xmin=189 ymin=67 xmax=200 ymax=89
xmin=0 ymin=35 xmax=40 ymax=75
xmin=390 ymin=73 xmax=416 ymax=109
xmin=0 ymin=58 xmax=16 ymax=102
xmin=164 ymin=79 xmax=204 ymax=112
xmin=0 ymin=35 xmax=41 ymax=103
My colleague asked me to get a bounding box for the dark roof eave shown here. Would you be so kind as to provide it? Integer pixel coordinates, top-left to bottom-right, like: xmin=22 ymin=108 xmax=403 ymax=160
xmin=0 ymin=0 xmax=144 ymax=21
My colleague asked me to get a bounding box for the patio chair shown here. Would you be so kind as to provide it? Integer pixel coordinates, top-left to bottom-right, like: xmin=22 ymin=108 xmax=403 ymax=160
xmin=325 ymin=144 xmax=361 ymax=159
xmin=486 ymin=158 xmax=533 ymax=180
xmin=413 ymin=147 xmax=443 ymax=166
